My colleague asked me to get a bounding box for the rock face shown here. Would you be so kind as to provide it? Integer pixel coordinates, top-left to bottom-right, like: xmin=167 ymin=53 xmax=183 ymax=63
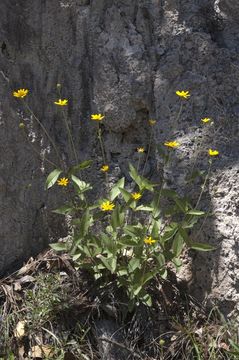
xmin=0 ymin=0 xmax=238 ymax=315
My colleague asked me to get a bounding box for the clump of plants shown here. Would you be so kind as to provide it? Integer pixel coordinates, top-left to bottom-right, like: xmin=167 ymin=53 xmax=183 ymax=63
xmin=13 ymin=86 xmax=219 ymax=310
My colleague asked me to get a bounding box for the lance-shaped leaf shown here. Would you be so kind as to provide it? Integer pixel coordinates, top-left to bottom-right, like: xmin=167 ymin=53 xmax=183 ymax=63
xmin=45 ymin=169 xmax=62 ymax=189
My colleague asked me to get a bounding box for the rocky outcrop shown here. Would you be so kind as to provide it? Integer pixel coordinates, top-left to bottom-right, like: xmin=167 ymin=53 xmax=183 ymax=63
xmin=0 ymin=0 xmax=238 ymax=315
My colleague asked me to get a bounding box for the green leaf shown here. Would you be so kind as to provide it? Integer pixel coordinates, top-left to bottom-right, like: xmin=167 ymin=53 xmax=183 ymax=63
xmin=109 ymin=177 xmax=125 ymax=201
xmin=172 ymin=233 xmax=184 ymax=257
xmin=111 ymin=204 xmax=124 ymax=231
xmin=69 ymin=160 xmax=93 ymax=175
xmin=135 ymin=205 xmax=153 ymax=212
xmin=50 ymin=242 xmax=68 ymax=251
xmin=161 ymin=188 xmax=178 ymax=199
xmin=151 ymin=219 xmax=161 ymax=238
xmin=178 ymin=227 xmax=192 ymax=247
xmin=78 ymin=209 xmax=93 ymax=238
xmin=45 ymin=169 xmax=62 ymax=189
xmin=154 ymin=253 xmax=165 ymax=267
xmin=190 ymin=242 xmax=216 ymax=251
xmin=119 ymin=235 xmax=139 ymax=247
xmin=161 ymin=224 xmax=179 ymax=244
xmin=71 ymin=175 xmax=92 ymax=193
xmin=128 ymin=163 xmax=155 ymax=192
xmin=101 ymin=233 xmax=116 ymax=255
xmin=124 ymin=224 xmax=144 ymax=238
xmin=52 ymin=205 xmax=74 ymax=215
xmin=141 ymin=292 xmax=152 ymax=307
xmin=172 ymin=257 xmax=182 ymax=268
xmin=173 ymin=197 xmax=188 ymax=213
xmin=186 ymin=210 xmax=205 ymax=216
xmin=128 ymin=258 xmax=141 ymax=273
xmin=99 ymin=256 xmax=117 ymax=273
xmin=119 ymin=187 xmax=132 ymax=202
xmin=182 ymin=216 xmax=199 ymax=229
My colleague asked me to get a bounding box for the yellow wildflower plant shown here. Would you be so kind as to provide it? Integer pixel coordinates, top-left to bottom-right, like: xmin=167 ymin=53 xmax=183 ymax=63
xmin=208 ymin=149 xmax=219 ymax=156
xmin=100 ymin=200 xmax=115 ymax=211
xmin=164 ymin=141 xmax=180 ymax=148
xmin=148 ymin=119 xmax=156 ymax=126
xmin=54 ymin=99 xmax=68 ymax=106
xmin=144 ymin=236 xmax=157 ymax=245
xmin=13 ymin=88 xmax=29 ymax=98
xmin=91 ymin=114 xmax=105 ymax=121
xmin=201 ymin=117 xmax=212 ymax=123
xmin=101 ymin=165 xmax=109 ymax=172
xmin=57 ymin=177 xmax=69 ymax=186
xmin=137 ymin=147 xmax=145 ymax=153
xmin=176 ymin=90 xmax=190 ymax=99
xmin=131 ymin=192 xmax=142 ymax=200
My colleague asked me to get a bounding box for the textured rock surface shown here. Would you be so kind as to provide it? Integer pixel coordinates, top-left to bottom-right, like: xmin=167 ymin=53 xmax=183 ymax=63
xmin=0 ymin=0 xmax=238 ymax=315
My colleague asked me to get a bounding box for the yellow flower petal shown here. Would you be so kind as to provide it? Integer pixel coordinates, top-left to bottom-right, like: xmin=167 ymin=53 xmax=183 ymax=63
xmin=148 ymin=119 xmax=156 ymax=126
xmin=101 ymin=165 xmax=109 ymax=172
xmin=54 ymin=99 xmax=68 ymax=106
xmin=201 ymin=117 xmax=212 ymax=123
xmin=91 ymin=114 xmax=105 ymax=121
xmin=100 ymin=200 xmax=115 ymax=211
xmin=144 ymin=236 xmax=157 ymax=245
xmin=13 ymin=88 xmax=29 ymax=98
xmin=208 ymin=149 xmax=219 ymax=156
xmin=57 ymin=177 xmax=69 ymax=186
xmin=131 ymin=192 xmax=142 ymax=200
xmin=164 ymin=141 xmax=180 ymax=148
xmin=137 ymin=147 xmax=145 ymax=153
xmin=176 ymin=90 xmax=190 ymax=99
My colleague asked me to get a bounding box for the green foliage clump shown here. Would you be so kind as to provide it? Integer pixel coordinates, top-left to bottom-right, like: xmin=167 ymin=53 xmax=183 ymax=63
xmin=48 ymin=161 xmax=214 ymax=309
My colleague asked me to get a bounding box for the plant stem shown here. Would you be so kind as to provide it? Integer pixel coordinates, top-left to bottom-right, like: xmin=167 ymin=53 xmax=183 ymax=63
xmin=195 ymin=160 xmax=212 ymax=209
xmin=98 ymin=124 xmax=106 ymax=164
xmin=20 ymin=127 xmax=58 ymax=167
xmin=142 ymin=127 xmax=153 ymax=176
xmin=22 ymin=100 xmax=62 ymax=166
xmin=98 ymin=123 xmax=109 ymax=191
xmin=137 ymin=155 xmax=141 ymax=173
xmin=62 ymin=109 xmax=78 ymax=163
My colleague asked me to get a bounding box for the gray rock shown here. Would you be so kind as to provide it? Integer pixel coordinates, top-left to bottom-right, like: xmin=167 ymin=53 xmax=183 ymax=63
xmin=0 ymin=0 xmax=239 ymax=316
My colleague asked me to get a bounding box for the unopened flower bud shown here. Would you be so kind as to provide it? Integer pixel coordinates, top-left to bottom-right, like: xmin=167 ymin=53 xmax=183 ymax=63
xmin=159 ymin=339 xmax=165 ymax=346
xmin=19 ymin=122 xmax=25 ymax=129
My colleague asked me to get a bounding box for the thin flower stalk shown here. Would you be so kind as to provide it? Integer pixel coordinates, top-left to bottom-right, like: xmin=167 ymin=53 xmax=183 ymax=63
xmin=56 ymin=86 xmax=78 ymax=164
xmin=136 ymin=148 xmax=145 ymax=173
xmin=97 ymin=123 xmax=109 ymax=190
xmin=19 ymin=126 xmax=58 ymax=168
xmin=22 ymin=100 xmax=62 ymax=166
xmin=194 ymin=160 xmax=212 ymax=209
xmin=142 ymin=127 xmax=153 ymax=176
xmin=61 ymin=109 xmax=78 ymax=163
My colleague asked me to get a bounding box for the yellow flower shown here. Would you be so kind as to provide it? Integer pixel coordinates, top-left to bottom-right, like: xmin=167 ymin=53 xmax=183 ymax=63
xmin=137 ymin=147 xmax=145 ymax=153
xmin=91 ymin=114 xmax=105 ymax=121
xmin=144 ymin=236 xmax=157 ymax=245
xmin=148 ymin=119 xmax=156 ymax=126
xmin=100 ymin=200 xmax=115 ymax=211
xmin=57 ymin=177 xmax=69 ymax=186
xmin=131 ymin=192 xmax=142 ymax=200
xmin=101 ymin=165 xmax=109 ymax=172
xmin=201 ymin=117 xmax=212 ymax=123
xmin=208 ymin=149 xmax=219 ymax=156
xmin=13 ymin=88 xmax=29 ymax=98
xmin=54 ymin=99 xmax=68 ymax=106
xmin=176 ymin=90 xmax=190 ymax=99
xmin=19 ymin=123 xmax=25 ymax=129
xmin=164 ymin=141 xmax=180 ymax=148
